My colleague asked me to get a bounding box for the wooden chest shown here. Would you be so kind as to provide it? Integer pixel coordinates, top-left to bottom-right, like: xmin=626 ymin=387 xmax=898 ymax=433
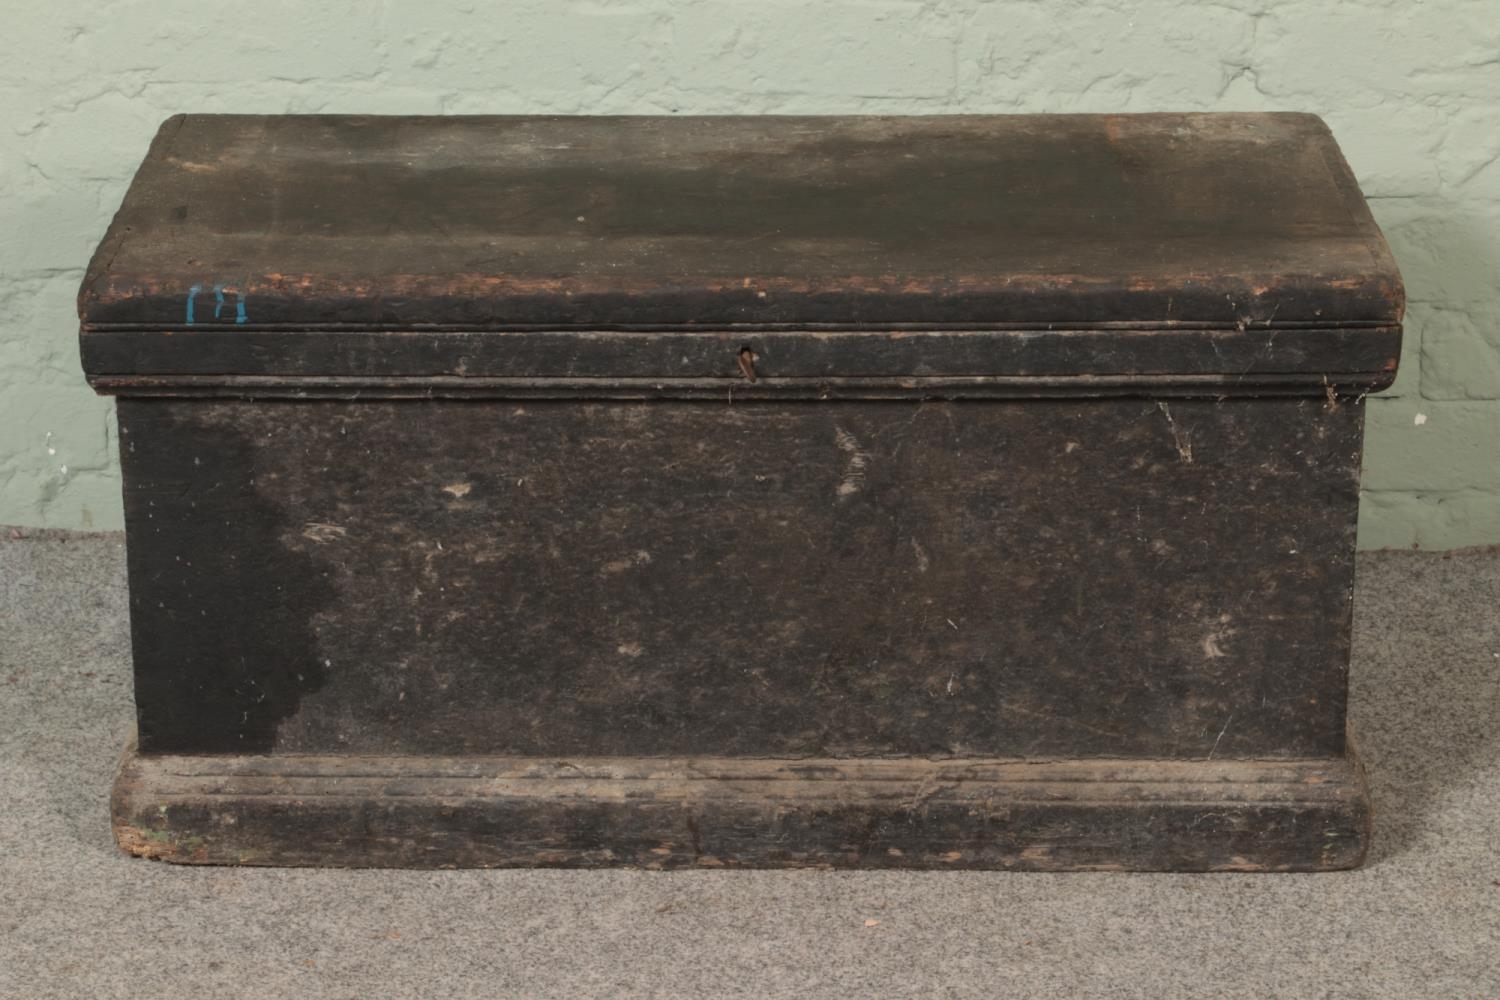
xmin=82 ymin=113 xmax=1403 ymax=871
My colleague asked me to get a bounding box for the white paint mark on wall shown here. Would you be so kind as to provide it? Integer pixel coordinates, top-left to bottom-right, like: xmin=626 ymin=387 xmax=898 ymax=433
xmin=1414 ymin=412 xmax=1428 ymax=426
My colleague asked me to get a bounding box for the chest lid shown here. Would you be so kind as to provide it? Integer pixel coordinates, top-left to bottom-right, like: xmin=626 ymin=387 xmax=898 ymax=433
xmin=80 ymin=113 xmax=1402 ymax=395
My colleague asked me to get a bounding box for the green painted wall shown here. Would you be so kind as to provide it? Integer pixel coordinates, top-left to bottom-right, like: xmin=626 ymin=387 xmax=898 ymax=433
xmin=2 ymin=1 xmax=1497 ymax=546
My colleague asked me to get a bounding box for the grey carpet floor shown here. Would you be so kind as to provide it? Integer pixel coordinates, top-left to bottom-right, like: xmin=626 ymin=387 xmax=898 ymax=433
xmin=1 ymin=532 xmax=1497 ymax=999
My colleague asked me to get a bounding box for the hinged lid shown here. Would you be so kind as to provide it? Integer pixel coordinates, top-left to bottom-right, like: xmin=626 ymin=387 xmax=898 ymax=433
xmin=80 ymin=113 xmax=1403 ymax=397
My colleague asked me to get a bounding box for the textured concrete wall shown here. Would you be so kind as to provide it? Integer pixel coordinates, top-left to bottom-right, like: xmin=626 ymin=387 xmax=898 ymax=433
xmin=2 ymin=1 xmax=1496 ymax=546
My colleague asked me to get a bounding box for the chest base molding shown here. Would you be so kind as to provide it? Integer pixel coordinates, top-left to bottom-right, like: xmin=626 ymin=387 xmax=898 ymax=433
xmin=113 ymin=746 xmax=1370 ymax=872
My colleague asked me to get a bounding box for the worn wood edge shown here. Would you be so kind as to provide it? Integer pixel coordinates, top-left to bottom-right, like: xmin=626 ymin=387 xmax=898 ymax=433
xmin=76 ymin=114 xmax=188 ymax=324
xmin=77 ymin=326 xmax=1403 ymax=387
xmin=85 ymin=373 xmax=1398 ymax=400
xmin=81 ymin=319 xmax=1401 ymax=333
xmin=112 ymin=749 xmax=1371 ymax=872
xmin=1309 ymin=125 xmax=1407 ymax=324
xmin=78 ymin=276 xmax=1406 ymax=330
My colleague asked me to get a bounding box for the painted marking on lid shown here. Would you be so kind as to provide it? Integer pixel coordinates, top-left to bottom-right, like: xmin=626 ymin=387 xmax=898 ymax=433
xmin=202 ymin=282 xmax=250 ymax=324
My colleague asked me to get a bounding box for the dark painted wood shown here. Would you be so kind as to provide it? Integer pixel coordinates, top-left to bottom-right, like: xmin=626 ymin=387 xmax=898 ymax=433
xmin=81 ymin=325 xmax=1402 ymax=389
xmin=87 ymin=112 xmax=1400 ymax=870
xmin=119 ymin=396 xmax=1362 ymax=761
xmin=87 ymin=371 xmax=1395 ymax=401
xmin=112 ymin=749 xmax=1371 ymax=871
xmin=80 ymin=114 xmax=1401 ymax=337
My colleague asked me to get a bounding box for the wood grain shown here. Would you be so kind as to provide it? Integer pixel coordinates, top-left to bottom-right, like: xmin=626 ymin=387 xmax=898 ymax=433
xmin=118 ymin=395 xmax=1362 ymax=762
xmin=112 ymin=748 xmax=1371 ymax=871
xmin=80 ymin=113 xmax=1402 ymax=333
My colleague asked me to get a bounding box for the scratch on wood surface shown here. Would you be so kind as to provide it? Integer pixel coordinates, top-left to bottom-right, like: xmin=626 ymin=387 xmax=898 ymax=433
xmin=300 ymin=522 xmax=347 ymax=543
xmin=601 ymin=550 xmax=652 ymax=575
xmin=1155 ymin=402 xmax=1194 ymax=463
xmin=834 ymin=425 xmax=869 ymax=498
xmin=1207 ymin=713 xmax=1235 ymax=760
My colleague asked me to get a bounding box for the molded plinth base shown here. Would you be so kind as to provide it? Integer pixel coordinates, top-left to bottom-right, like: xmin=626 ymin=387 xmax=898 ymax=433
xmin=113 ymin=749 xmax=1370 ymax=871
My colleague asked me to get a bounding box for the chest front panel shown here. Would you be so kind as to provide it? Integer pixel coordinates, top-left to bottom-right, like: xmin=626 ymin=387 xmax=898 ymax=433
xmin=120 ymin=396 xmax=1361 ymax=761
